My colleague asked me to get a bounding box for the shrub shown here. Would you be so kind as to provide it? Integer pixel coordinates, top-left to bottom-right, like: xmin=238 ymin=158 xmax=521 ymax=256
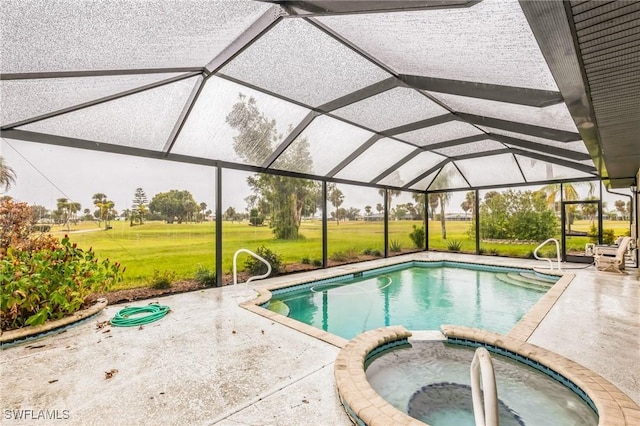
xmin=389 ymin=239 xmax=403 ymax=253
xmin=149 ymin=269 xmax=175 ymax=289
xmin=447 ymin=239 xmax=462 ymax=252
xmin=194 ymin=265 xmax=216 ymax=287
xmin=0 ymin=235 xmax=123 ymax=330
xmin=603 ymin=228 xmax=616 ymax=245
xmin=361 ymin=248 xmax=373 ymax=256
xmin=330 ymin=251 xmax=347 ymax=262
xmin=409 ymin=225 xmax=425 ymax=249
xmin=301 ymin=257 xmax=310 ymax=265
xmin=344 ymin=247 xmax=359 ymax=260
xmin=312 ymin=259 xmax=322 ymax=267
xmin=31 ymin=224 xmax=51 ymax=233
xmin=371 ymin=249 xmax=382 ymax=257
xmin=244 ymin=246 xmax=281 ymax=277
xmin=1 ymin=198 xmax=36 ymax=257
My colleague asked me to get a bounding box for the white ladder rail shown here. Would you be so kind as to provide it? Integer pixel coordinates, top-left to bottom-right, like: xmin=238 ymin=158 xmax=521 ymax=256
xmin=533 ymin=238 xmax=562 ymax=271
xmin=470 ymin=347 xmax=499 ymax=426
xmin=233 ymin=248 xmax=272 ymax=289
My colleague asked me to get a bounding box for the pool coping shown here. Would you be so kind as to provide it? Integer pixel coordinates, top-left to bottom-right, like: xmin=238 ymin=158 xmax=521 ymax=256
xmin=334 ymin=326 xmax=640 ymax=426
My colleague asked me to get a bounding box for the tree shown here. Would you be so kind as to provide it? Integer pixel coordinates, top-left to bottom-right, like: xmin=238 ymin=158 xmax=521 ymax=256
xmin=614 ymin=200 xmax=627 ymax=219
xmin=411 ymin=193 xmax=425 ymax=219
xmin=478 ymin=189 xmax=557 ymax=241
xmin=149 ymin=190 xmax=197 ymax=224
xmin=364 ymin=205 xmax=372 ymax=217
xmin=0 ymin=156 xmax=17 ymax=192
xmin=223 ymin=206 xmax=238 ymax=222
xmin=460 ymin=191 xmax=475 ymax=218
xmin=199 ymin=202 xmax=207 ymax=222
xmin=378 ymin=188 xmax=401 ymax=214
xmin=31 ymin=205 xmax=49 ymax=222
xmin=55 ymin=198 xmax=71 ymax=231
xmin=92 ymin=193 xmax=108 ymax=228
xmin=131 ymin=187 xmax=148 ymax=225
xmin=376 ymin=203 xmax=383 ymax=215
xmin=226 ymin=93 xmax=318 ymax=240
xmin=328 ymin=184 xmax=344 ymax=224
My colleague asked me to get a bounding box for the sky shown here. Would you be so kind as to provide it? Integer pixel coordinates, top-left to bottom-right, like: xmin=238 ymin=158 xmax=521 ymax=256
xmin=1 ymin=138 xmax=632 ymax=217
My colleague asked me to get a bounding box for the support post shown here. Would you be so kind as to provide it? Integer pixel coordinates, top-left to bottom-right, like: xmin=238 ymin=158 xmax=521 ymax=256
xmin=215 ymin=167 xmax=223 ymax=287
xmin=475 ymin=189 xmax=480 ymax=254
xmin=384 ymin=190 xmax=389 ymax=258
xmin=322 ymin=181 xmax=328 ymax=268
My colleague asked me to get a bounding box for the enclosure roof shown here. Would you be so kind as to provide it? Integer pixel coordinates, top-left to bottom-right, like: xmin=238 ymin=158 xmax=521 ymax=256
xmin=1 ymin=0 xmax=638 ymax=191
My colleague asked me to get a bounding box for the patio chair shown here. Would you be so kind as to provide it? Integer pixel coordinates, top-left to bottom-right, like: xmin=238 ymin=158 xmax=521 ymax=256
xmin=594 ymin=237 xmax=632 ymax=273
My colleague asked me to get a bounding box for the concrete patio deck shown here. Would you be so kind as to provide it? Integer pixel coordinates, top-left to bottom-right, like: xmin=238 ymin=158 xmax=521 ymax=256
xmin=1 ymin=252 xmax=638 ymax=425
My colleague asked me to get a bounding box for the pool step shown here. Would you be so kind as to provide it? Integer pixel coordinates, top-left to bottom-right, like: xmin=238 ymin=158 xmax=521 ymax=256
xmin=507 ymin=273 xmax=555 ymax=288
xmin=495 ymin=273 xmax=551 ymax=291
xmin=519 ymin=272 xmax=558 ymax=284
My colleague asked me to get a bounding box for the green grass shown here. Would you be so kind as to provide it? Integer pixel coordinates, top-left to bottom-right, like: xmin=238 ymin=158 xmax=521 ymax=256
xmin=52 ymin=218 xmax=630 ymax=290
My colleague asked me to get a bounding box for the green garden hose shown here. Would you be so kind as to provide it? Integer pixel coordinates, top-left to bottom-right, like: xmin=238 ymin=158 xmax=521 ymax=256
xmin=110 ymin=305 xmax=170 ymax=327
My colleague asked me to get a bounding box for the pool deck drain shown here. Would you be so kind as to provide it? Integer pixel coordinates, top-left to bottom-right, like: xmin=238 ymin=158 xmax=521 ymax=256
xmin=1 ymin=252 xmax=638 ymax=425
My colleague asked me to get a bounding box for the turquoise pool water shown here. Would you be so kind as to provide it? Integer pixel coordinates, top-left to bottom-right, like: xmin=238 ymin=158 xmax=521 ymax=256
xmin=268 ymin=262 xmax=556 ymax=339
xmin=366 ymin=341 xmax=598 ymax=425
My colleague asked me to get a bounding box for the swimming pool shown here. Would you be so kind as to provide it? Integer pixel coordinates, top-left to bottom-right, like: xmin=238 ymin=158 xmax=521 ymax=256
xmin=267 ymin=261 xmax=557 ymax=339
xmin=366 ymin=340 xmax=598 ymax=425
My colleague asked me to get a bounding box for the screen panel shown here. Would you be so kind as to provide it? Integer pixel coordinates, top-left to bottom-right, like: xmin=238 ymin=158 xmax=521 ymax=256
xmin=221 ymin=18 xmax=390 ymax=107
xmin=271 ymin=115 xmax=373 ymax=176
xmin=455 ymin=153 xmax=525 ymax=187
xmin=1 ymin=0 xmax=272 ymax=72
xmin=1 ymin=73 xmax=185 ymax=127
xmin=172 ymin=76 xmax=310 ymax=165
xmin=318 ymin=0 xmax=558 ymax=90
xmin=332 ymin=88 xmax=448 ymax=131
xmin=336 ymin=138 xmax=416 ymax=181
xmin=429 ymin=92 xmax=579 ymax=133
xmin=395 ymin=120 xmax=483 ymax=147
xmin=19 ymin=76 xmax=201 ymax=151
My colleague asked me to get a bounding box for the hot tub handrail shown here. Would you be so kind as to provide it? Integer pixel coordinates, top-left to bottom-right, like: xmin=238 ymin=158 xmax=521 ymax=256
xmin=233 ymin=248 xmax=272 ymax=289
xmin=470 ymin=347 xmax=499 ymax=426
xmin=533 ymin=238 xmax=562 ymax=271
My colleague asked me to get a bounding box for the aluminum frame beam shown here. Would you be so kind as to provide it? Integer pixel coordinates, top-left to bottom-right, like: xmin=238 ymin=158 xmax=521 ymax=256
xmin=399 ymin=74 xmax=564 ymax=107
xmin=489 ymin=133 xmax=592 ymax=161
xmin=457 ymin=113 xmax=582 ymax=142
xmin=270 ymin=0 xmax=480 ymax=16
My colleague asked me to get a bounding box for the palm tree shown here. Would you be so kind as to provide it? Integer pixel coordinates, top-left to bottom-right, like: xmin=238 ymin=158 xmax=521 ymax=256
xmin=542 ymin=182 xmax=595 ymax=233
xmin=0 ymin=156 xmax=17 ymax=192
xmin=329 ymin=186 xmax=344 ymax=224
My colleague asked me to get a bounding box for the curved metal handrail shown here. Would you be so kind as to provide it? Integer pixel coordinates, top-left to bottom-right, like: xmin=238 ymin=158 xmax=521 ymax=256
xmin=470 ymin=347 xmax=499 ymax=426
xmin=533 ymin=238 xmax=562 ymax=271
xmin=233 ymin=248 xmax=272 ymax=288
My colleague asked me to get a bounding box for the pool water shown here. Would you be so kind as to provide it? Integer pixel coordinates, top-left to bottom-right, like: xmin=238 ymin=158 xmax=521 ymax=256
xmin=269 ymin=263 xmax=554 ymax=339
xmin=366 ymin=341 xmax=598 ymax=426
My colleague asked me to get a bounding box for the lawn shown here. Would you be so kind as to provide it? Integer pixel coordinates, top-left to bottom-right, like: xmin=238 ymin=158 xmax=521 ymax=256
xmin=52 ymin=218 xmax=631 ymax=290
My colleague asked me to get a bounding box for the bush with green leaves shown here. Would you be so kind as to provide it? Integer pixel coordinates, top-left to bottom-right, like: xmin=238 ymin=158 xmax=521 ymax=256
xmin=409 ymin=225 xmax=425 ymax=249
xmin=312 ymin=259 xmax=322 ymax=267
xmin=389 ymin=239 xmax=403 ymax=253
xmin=149 ymin=269 xmax=176 ymax=289
xmin=244 ymin=246 xmax=281 ymax=277
xmin=194 ymin=265 xmax=216 ymax=287
xmin=329 ymin=251 xmax=347 ymax=262
xmin=447 ymin=239 xmax=462 ymax=251
xmin=1 ymin=235 xmax=123 ymax=330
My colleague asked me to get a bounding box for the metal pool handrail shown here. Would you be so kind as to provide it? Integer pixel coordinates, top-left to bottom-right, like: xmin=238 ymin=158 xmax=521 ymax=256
xmin=533 ymin=238 xmax=562 ymax=271
xmin=470 ymin=347 xmax=499 ymax=426
xmin=233 ymin=248 xmax=272 ymax=288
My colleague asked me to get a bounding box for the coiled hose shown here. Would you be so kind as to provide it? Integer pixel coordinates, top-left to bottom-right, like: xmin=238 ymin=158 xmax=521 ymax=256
xmin=110 ymin=305 xmax=170 ymax=327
